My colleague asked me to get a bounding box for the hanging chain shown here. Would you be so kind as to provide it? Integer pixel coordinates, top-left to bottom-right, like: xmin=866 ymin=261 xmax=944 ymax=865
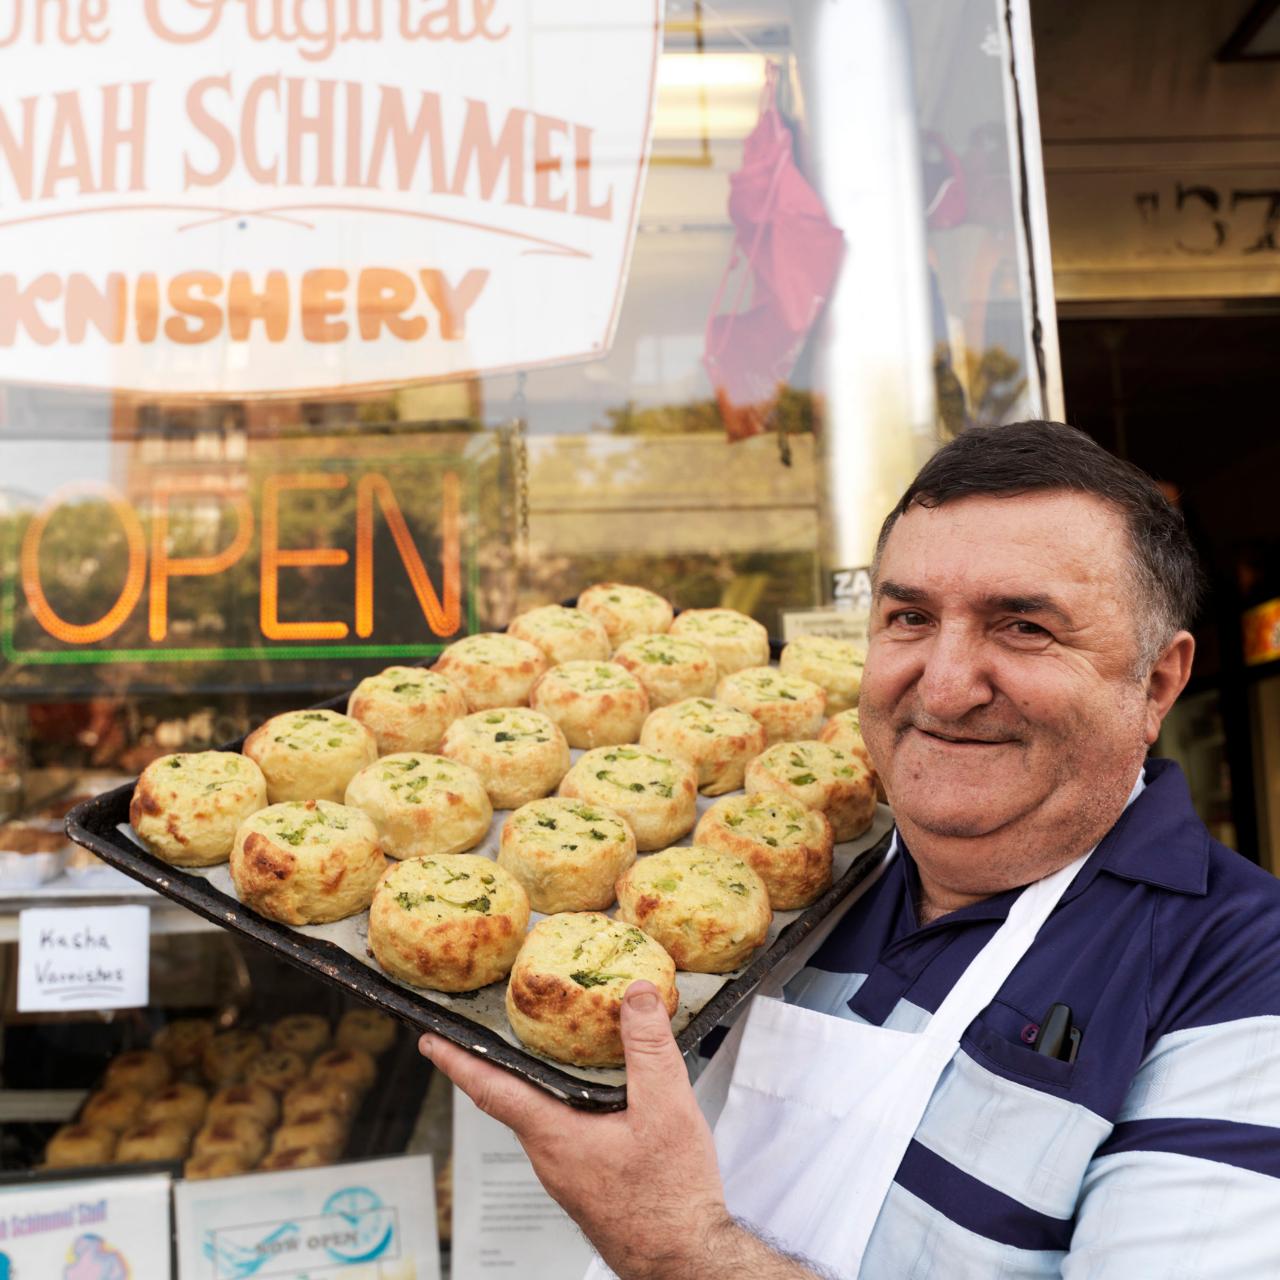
xmin=513 ymin=370 xmax=530 ymax=547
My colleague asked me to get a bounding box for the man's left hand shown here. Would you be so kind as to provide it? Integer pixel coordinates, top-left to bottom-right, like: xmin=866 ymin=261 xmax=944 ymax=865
xmin=419 ymin=981 xmax=728 ymax=1276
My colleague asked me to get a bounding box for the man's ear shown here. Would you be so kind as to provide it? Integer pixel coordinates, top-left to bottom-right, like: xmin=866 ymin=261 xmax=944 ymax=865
xmin=1144 ymin=630 xmax=1195 ymax=746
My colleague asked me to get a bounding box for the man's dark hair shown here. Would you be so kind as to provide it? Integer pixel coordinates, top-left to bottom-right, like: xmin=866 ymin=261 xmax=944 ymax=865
xmin=872 ymin=421 xmax=1204 ymax=670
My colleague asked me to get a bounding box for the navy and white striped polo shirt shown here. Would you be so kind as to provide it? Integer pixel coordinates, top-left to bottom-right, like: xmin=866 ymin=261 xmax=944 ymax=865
xmin=779 ymin=757 xmax=1280 ymax=1278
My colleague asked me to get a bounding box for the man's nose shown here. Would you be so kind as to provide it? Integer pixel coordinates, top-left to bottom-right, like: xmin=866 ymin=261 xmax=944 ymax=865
xmin=915 ymin=624 xmax=995 ymax=721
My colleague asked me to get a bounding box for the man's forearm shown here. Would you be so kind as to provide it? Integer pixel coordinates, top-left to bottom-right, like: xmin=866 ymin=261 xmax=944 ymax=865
xmin=607 ymin=1211 xmax=838 ymax=1280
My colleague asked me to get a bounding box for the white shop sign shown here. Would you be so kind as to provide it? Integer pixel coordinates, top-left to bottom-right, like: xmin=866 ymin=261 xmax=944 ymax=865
xmin=0 ymin=1171 xmax=172 ymax=1279
xmin=0 ymin=0 xmax=663 ymax=395
xmin=17 ymin=905 xmax=150 ymax=1012
xmin=174 ymin=1152 xmax=439 ymax=1279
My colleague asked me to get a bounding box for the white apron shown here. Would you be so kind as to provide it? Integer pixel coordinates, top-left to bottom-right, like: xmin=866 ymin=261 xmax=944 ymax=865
xmin=583 ymin=838 xmax=1089 ymax=1280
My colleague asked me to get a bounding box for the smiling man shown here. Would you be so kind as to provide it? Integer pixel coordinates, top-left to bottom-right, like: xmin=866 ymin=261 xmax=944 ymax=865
xmin=423 ymin=422 xmax=1280 ymax=1279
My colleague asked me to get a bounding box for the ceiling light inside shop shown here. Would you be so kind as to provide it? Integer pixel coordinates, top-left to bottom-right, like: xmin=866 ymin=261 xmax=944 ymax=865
xmin=654 ymin=52 xmax=768 ymax=140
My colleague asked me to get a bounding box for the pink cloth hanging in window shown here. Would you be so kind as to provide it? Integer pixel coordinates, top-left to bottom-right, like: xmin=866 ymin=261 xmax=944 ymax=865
xmin=703 ymin=62 xmax=845 ymax=442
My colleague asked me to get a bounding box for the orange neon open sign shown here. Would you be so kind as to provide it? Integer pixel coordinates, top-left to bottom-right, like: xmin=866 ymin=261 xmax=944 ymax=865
xmin=2 ymin=459 xmax=473 ymax=667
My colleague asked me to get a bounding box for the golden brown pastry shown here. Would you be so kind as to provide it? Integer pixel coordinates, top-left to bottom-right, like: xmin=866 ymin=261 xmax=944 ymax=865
xmin=344 ymin=753 xmax=492 ymax=859
xmin=668 ymin=608 xmax=770 ymax=676
xmin=557 ymin=746 xmax=698 ymax=852
xmin=259 ymin=1145 xmax=329 ymax=1171
xmin=817 ymin=707 xmax=873 ymax=767
xmin=129 ymin=752 xmax=267 ymax=867
xmin=282 ymin=1078 xmax=357 ymax=1124
xmin=744 ymin=740 xmax=876 ymax=843
xmin=309 ymin=1047 xmax=377 ymax=1098
xmin=508 ymin=604 xmax=611 ymax=666
xmin=153 ymin=1018 xmax=215 ymax=1071
xmin=115 ymin=1119 xmax=191 ymax=1163
xmin=440 ymin=708 xmax=571 ymax=809
xmin=639 ymin=697 xmax=767 ymax=796
xmin=45 ymin=1124 xmax=117 ymax=1168
xmin=528 ymin=661 xmax=649 ymax=749
xmin=368 ymin=855 xmax=530 ymax=992
xmin=433 ymin=633 xmax=549 ymax=711
xmin=207 ymin=1082 xmax=279 ymax=1130
xmin=192 ymin=1115 xmax=269 ymax=1167
xmin=140 ymin=1082 xmax=208 ymax=1133
xmin=505 ymin=913 xmax=678 ymax=1067
xmin=613 ymin=634 xmax=718 ymax=708
xmin=230 ymin=800 xmax=385 ymax=925
xmin=576 ymin=583 xmax=674 ymax=649
xmin=269 ymin=1013 xmax=332 ymax=1060
xmin=243 ymin=709 xmax=378 ymax=804
xmin=497 ymin=797 xmax=636 ymax=914
xmin=246 ymin=1050 xmax=308 ymax=1095
xmin=347 ymin=665 xmax=468 ymax=755
xmin=615 ymin=845 xmax=772 ymax=973
xmin=779 ymin=635 xmax=866 ymax=714
xmin=81 ymin=1086 xmax=146 ymax=1133
xmin=104 ymin=1050 xmax=171 ymax=1094
xmin=695 ymin=793 xmax=835 ymax=910
xmin=202 ymin=1030 xmax=266 ymax=1087
xmin=715 ymin=667 xmax=826 ymax=745
xmin=269 ymin=1111 xmax=346 ymax=1161
xmin=335 ymin=1009 xmax=397 ymax=1057
xmin=184 ymin=1151 xmax=251 ymax=1180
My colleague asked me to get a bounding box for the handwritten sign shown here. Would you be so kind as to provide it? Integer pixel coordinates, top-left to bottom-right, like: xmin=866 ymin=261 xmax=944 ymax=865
xmin=0 ymin=1171 xmax=172 ymax=1279
xmin=174 ymin=1152 xmax=439 ymax=1280
xmin=0 ymin=0 xmax=663 ymax=394
xmin=17 ymin=906 xmax=150 ymax=1012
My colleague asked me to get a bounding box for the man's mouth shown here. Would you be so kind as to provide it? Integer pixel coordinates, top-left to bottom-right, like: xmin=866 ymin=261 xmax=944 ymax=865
xmin=911 ymin=726 xmax=1016 ymax=746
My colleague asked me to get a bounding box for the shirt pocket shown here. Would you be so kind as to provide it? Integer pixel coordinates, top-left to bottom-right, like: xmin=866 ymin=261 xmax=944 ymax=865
xmin=962 ymin=1011 xmax=1078 ymax=1094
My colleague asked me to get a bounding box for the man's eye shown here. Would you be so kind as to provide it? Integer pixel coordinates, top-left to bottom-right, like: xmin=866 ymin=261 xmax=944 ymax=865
xmin=890 ymin=610 xmax=929 ymax=628
xmin=1009 ymin=620 xmax=1049 ymax=637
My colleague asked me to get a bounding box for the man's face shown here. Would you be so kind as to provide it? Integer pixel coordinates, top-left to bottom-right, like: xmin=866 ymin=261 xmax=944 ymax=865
xmin=860 ymin=491 xmax=1156 ymax=894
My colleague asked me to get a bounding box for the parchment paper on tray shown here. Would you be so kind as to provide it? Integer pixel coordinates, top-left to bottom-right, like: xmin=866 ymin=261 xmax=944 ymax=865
xmin=114 ymin=788 xmax=893 ymax=1102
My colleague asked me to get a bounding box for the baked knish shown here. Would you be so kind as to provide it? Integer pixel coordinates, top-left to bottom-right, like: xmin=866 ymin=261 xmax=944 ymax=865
xmin=246 ymin=1050 xmax=308 ymax=1095
xmin=259 ymin=1146 xmax=328 ymax=1171
xmin=153 ymin=1017 xmax=215 ymax=1070
xmin=130 ymin=752 xmax=267 ymax=867
xmin=347 ymin=665 xmax=468 ymax=755
xmin=433 ymin=633 xmax=549 ymax=711
xmin=694 ymin=793 xmax=835 ymax=910
xmin=498 ymin=797 xmax=637 ymax=913
xmin=207 ymin=1083 xmax=279 ymax=1130
xmin=81 ymin=1086 xmax=145 ymax=1133
xmin=243 ymin=709 xmax=377 ymax=804
xmin=269 ymin=1013 xmax=332 ymax=1060
xmin=335 ymin=1009 xmax=398 ymax=1057
xmin=615 ymin=845 xmax=772 ymax=973
xmin=504 ymin=913 xmax=678 ymax=1067
xmin=309 ymin=1047 xmax=377 ymax=1098
xmin=282 ymin=1078 xmax=356 ymax=1124
xmin=184 ymin=1152 xmax=250 ymax=1180
xmin=613 ymin=634 xmax=718 ymax=708
xmin=115 ymin=1119 xmax=190 ymax=1163
xmin=669 ymin=608 xmax=770 ymax=676
xmin=508 ymin=604 xmax=611 ymax=666
xmin=744 ymin=740 xmax=876 ymax=842
xmin=529 ymin=661 xmax=649 ymax=749
xmin=817 ymin=707 xmax=872 ymax=767
xmin=440 ymin=709 xmax=570 ymax=809
xmin=715 ymin=667 xmax=826 ymax=745
xmin=576 ymin=583 xmax=674 ymax=649
xmin=104 ymin=1049 xmax=171 ymax=1094
xmin=557 ymin=746 xmax=698 ymax=851
xmin=140 ymin=1082 xmax=209 ymax=1133
xmin=202 ymin=1030 xmax=266 ymax=1088
xmin=230 ymin=800 xmax=385 ymax=925
xmin=270 ymin=1113 xmax=347 ymax=1161
xmin=779 ymin=635 xmax=866 ymax=714
xmin=368 ymin=855 xmax=530 ymax=992
xmin=639 ymin=697 xmax=767 ymax=796
xmin=45 ymin=1124 xmax=117 ymax=1168
xmin=344 ymin=753 xmax=492 ymax=859
xmin=192 ymin=1115 xmax=269 ymax=1167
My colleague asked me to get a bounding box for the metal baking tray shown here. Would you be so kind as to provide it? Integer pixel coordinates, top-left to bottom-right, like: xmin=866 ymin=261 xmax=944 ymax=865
xmin=68 ymin=667 xmax=892 ymax=1112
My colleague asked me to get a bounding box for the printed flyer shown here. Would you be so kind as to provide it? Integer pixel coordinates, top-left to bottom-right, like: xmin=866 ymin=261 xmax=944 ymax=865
xmin=174 ymin=1153 xmax=439 ymax=1280
xmin=0 ymin=1171 xmax=172 ymax=1279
